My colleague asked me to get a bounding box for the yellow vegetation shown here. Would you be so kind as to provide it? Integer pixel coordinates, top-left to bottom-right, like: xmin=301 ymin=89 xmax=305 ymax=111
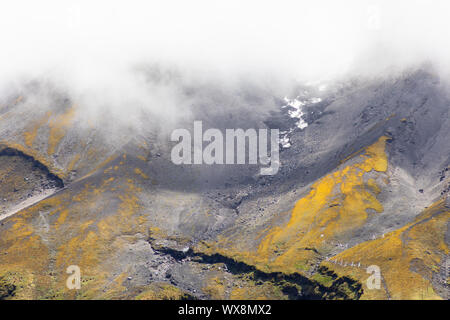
xmin=134 ymin=168 xmax=149 ymax=179
xmin=23 ymin=111 xmax=52 ymax=147
xmin=197 ymin=137 xmax=389 ymax=275
xmin=323 ymin=200 xmax=449 ymax=299
xmin=0 ymin=167 xmax=151 ymax=299
xmin=202 ymin=276 xmax=226 ymax=299
xmin=48 ymin=106 xmax=76 ymax=155
xmin=0 ymin=141 xmax=64 ymax=178
xmin=136 ymin=283 xmax=190 ymax=300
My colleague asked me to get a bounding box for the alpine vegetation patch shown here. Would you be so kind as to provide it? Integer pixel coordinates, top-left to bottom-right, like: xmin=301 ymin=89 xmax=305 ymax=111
xmin=171 ymin=121 xmax=280 ymax=175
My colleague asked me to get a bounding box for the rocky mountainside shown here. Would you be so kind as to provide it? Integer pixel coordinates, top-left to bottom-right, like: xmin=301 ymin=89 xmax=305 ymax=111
xmin=0 ymin=67 xmax=448 ymax=300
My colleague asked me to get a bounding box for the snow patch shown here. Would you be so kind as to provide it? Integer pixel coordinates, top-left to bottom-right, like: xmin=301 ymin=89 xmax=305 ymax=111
xmin=280 ymin=91 xmax=323 ymax=149
xmin=283 ymin=96 xmax=308 ymax=130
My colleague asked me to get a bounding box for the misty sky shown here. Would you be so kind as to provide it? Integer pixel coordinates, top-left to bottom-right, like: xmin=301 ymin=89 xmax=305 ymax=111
xmin=2 ymin=1 xmax=449 ymax=79
xmin=0 ymin=0 xmax=449 ymax=125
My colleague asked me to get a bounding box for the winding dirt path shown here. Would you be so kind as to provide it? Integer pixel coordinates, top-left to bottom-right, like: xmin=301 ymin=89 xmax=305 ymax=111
xmin=0 ymin=188 xmax=57 ymax=221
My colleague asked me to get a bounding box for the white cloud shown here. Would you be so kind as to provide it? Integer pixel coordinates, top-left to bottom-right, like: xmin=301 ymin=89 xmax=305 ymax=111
xmin=0 ymin=0 xmax=449 ymax=126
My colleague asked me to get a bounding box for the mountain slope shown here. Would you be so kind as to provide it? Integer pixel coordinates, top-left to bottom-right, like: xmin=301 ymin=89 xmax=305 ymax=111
xmin=0 ymin=68 xmax=449 ymax=299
